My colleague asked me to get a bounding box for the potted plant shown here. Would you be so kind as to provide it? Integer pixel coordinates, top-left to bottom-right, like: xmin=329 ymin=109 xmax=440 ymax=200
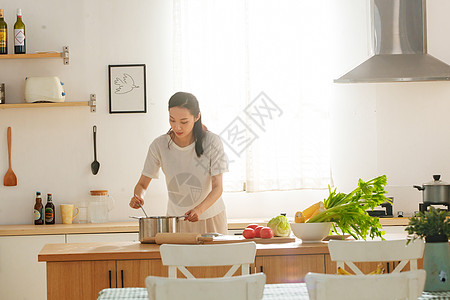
xmin=405 ymin=207 xmax=450 ymax=292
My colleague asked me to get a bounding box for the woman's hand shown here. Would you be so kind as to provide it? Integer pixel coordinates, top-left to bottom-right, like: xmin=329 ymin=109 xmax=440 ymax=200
xmin=130 ymin=194 xmax=144 ymax=209
xmin=130 ymin=175 xmax=152 ymax=209
xmin=185 ymin=207 xmax=203 ymax=222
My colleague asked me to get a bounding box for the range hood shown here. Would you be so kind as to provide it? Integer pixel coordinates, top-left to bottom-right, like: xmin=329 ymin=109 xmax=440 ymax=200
xmin=334 ymin=0 xmax=450 ymax=83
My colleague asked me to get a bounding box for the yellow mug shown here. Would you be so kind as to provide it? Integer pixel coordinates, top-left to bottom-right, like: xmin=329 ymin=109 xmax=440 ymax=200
xmin=60 ymin=204 xmax=79 ymax=224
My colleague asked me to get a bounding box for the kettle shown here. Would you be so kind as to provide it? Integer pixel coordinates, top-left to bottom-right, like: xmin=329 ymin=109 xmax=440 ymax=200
xmin=88 ymin=190 xmax=114 ymax=223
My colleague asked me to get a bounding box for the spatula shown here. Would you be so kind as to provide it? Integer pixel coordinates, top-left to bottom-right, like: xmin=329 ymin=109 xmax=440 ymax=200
xmin=91 ymin=125 xmax=100 ymax=175
xmin=3 ymin=127 xmax=17 ymax=186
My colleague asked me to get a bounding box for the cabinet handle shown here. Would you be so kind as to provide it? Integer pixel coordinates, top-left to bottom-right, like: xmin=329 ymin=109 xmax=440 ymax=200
xmin=121 ymin=270 xmax=124 ymax=287
xmin=260 ymin=266 xmax=263 ymax=273
xmin=108 ymin=270 xmax=112 ymax=288
xmin=387 ymin=262 xmax=390 ymax=274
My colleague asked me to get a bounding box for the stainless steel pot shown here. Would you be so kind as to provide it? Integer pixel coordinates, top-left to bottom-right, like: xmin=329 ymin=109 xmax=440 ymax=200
xmin=414 ymin=175 xmax=450 ymax=205
xmin=135 ymin=216 xmax=186 ymax=243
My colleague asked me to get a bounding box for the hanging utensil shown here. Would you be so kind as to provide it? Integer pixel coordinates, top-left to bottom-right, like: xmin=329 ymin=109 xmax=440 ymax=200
xmin=3 ymin=127 xmax=17 ymax=186
xmin=91 ymin=125 xmax=100 ymax=175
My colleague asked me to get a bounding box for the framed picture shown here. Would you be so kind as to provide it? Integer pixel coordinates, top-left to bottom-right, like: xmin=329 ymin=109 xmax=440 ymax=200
xmin=108 ymin=64 xmax=147 ymax=113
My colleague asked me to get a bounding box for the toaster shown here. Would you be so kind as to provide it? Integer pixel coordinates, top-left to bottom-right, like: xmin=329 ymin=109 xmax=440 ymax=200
xmin=25 ymin=76 xmax=66 ymax=103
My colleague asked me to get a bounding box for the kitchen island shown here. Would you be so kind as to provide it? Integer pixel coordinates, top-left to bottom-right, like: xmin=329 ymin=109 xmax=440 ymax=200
xmin=38 ymin=233 xmax=415 ymax=300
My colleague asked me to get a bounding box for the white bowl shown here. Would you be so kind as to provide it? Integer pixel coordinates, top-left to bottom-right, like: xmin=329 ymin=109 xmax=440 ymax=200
xmin=290 ymin=222 xmax=332 ymax=243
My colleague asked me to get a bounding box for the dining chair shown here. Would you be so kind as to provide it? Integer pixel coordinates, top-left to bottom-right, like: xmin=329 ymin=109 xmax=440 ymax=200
xmin=328 ymin=239 xmax=425 ymax=274
xmin=159 ymin=241 xmax=257 ymax=278
xmin=305 ymin=239 xmax=426 ymax=300
xmin=145 ymin=273 xmax=266 ymax=300
xmin=305 ymin=269 xmax=426 ymax=300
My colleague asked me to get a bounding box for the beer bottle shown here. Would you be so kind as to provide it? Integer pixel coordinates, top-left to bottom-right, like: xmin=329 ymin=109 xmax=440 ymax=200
xmin=34 ymin=192 xmax=44 ymax=225
xmin=45 ymin=193 xmax=55 ymax=224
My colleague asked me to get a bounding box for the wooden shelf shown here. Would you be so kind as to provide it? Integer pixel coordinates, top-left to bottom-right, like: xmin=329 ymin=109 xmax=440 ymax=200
xmin=0 ymin=52 xmax=62 ymax=59
xmin=0 ymin=94 xmax=97 ymax=112
xmin=0 ymin=47 xmax=69 ymax=64
xmin=0 ymin=101 xmax=88 ymax=109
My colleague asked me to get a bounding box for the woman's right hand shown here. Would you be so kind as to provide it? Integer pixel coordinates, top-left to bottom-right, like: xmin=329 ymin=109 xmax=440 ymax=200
xmin=130 ymin=194 xmax=144 ymax=209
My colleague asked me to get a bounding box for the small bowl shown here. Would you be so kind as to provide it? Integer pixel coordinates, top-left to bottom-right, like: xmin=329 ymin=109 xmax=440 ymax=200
xmin=290 ymin=222 xmax=332 ymax=243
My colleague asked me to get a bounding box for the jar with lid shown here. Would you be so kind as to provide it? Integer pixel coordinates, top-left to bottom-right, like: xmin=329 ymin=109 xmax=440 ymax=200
xmin=88 ymin=190 xmax=114 ymax=223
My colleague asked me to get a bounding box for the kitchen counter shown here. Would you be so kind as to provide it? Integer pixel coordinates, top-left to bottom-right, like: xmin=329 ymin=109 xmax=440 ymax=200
xmin=0 ymin=218 xmax=410 ymax=236
xmin=38 ymin=233 xmax=411 ymax=263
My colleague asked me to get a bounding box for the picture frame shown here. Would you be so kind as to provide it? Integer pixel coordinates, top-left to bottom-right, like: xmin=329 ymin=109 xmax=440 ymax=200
xmin=108 ymin=64 xmax=147 ymax=113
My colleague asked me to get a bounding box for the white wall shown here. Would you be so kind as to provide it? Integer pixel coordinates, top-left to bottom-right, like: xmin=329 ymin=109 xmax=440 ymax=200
xmin=1 ymin=0 xmax=450 ymax=225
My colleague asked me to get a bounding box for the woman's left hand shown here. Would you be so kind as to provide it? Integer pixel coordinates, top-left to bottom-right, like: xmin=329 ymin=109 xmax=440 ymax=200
xmin=185 ymin=207 xmax=202 ymax=222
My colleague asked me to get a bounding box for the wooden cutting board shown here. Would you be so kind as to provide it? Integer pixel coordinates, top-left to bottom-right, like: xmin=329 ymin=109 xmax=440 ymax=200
xmin=141 ymin=234 xmax=295 ymax=244
xmin=204 ymin=235 xmax=295 ymax=244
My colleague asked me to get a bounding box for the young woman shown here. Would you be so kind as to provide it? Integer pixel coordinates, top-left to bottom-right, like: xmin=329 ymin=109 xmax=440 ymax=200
xmin=129 ymin=92 xmax=229 ymax=234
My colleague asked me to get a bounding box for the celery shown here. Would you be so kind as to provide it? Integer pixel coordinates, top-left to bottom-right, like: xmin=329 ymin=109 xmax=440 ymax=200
xmin=307 ymin=175 xmax=390 ymax=240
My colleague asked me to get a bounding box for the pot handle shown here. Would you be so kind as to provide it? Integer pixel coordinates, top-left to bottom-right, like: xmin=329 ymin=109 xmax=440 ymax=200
xmin=413 ymin=185 xmax=424 ymax=191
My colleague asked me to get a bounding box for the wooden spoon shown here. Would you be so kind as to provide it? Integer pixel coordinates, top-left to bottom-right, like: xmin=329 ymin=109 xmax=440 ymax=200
xmin=4 ymin=127 xmax=17 ymax=186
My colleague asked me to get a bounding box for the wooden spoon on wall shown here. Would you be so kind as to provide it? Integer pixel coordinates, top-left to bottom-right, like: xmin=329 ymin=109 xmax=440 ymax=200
xmin=4 ymin=127 xmax=17 ymax=186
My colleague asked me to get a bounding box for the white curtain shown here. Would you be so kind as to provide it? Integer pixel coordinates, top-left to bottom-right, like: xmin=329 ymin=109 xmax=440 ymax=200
xmin=173 ymin=0 xmax=332 ymax=192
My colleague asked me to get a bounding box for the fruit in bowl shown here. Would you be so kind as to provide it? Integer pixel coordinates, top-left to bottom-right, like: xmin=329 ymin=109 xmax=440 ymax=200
xmin=290 ymin=222 xmax=332 ymax=243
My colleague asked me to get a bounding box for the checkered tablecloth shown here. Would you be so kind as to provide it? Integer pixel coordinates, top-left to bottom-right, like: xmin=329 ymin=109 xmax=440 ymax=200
xmin=97 ymin=283 xmax=450 ymax=300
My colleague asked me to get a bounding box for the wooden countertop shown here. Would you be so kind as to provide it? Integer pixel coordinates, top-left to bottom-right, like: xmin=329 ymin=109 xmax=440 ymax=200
xmin=0 ymin=218 xmax=410 ymax=237
xmin=38 ymin=239 xmax=330 ymax=262
xmin=37 ymin=233 xmax=410 ymax=263
xmin=0 ymin=222 xmax=139 ymax=236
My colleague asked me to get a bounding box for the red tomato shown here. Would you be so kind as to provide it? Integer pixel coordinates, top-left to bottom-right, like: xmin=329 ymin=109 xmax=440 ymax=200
xmin=254 ymin=226 xmax=263 ymax=238
xmin=260 ymin=227 xmax=274 ymax=239
xmin=243 ymin=228 xmax=256 ymax=239
xmin=246 ymin=224 xmax=259 ymax=230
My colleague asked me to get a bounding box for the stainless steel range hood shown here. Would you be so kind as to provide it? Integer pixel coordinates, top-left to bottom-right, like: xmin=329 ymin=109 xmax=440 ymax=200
xmin=334 ymin=0 xmax=450 ymax=83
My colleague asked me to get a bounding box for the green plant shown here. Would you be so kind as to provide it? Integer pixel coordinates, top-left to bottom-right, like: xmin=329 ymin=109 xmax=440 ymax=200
xmin=405 ymin=207 xmax=450 ymax=242
xmin=307 ymin=175 xmax=390 ymax=240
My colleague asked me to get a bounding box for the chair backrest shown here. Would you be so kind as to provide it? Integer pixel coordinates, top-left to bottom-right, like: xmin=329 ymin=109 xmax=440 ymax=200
xmin=305 ymin=270 xmax=426 ymax=300
xmin=160 ymin=242 xmax=257 ymax=278
xmin=145 ymin=273 xmax=266 ymax=300
xmin=328 ymin=239 xmax=425 ymax=274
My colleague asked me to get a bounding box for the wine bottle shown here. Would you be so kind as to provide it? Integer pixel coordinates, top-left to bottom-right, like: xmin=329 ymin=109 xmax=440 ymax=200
xmin=0 ymin=9 xmax=7 ymax=54
xmin=14 ymin=9 xmax=25 ymax=54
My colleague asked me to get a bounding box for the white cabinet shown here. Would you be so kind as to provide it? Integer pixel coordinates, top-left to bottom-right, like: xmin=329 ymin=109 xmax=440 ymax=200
xmin=66 ymin=232 xmax=139 ymax=243
xmin=0 ymin=234 xmax=65 ymax=300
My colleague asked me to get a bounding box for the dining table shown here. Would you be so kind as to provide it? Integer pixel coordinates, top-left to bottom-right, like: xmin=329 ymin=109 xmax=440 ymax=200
xmin=96 ymin=283 xmax=450 ymax=299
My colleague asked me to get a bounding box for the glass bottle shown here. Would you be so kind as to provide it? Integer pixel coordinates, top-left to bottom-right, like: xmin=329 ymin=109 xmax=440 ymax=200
xmin=45 ymin=193 xmax=55 ymax=224
xmin=0 ymin=9 xmax=7 ymax=54
xmin=14 ymin=9 xmax=25 ymax=54
xmin=34 ymin=192 xmax=44 ymax=225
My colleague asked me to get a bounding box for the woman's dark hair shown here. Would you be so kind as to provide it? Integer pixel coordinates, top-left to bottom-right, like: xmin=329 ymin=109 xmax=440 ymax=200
xmin=168 ymin=92 xmax=205 ymax=157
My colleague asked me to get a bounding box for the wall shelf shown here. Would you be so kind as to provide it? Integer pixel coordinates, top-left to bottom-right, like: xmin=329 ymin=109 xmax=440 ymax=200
xmin=0 ymin=94 xmax=97 ymax=112
xmin=0 ymin=102 xmax=87 ymax=108
xmin=0 ymin=46 xmax=70 ymax=64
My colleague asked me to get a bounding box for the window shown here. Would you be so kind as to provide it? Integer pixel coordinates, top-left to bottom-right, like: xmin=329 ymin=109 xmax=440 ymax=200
xmin=173 ymin=0 xmax=332 ymax=192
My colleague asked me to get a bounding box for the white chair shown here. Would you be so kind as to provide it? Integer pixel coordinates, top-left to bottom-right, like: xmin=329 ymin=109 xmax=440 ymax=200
xmin=305 ymin=270 xmax=426 ymax=300
xmin=305 ymin=239 xmax=426 ymax=300
xmin=145 ymin=273 xmax=266 ymax=300
xmin=159 ymin=242 xmax=257 ymax=278
xmin=328 ymin=239 xmax=425 ymax=274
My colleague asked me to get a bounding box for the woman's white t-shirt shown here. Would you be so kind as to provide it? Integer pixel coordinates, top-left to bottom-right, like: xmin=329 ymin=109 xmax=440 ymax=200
xmin=142 ymin=131 xmax=229 ymax=220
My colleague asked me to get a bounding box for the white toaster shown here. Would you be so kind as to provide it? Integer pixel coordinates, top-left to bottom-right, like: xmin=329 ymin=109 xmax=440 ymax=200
xmin=25 ymin=76 xmax=66 ymax=103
